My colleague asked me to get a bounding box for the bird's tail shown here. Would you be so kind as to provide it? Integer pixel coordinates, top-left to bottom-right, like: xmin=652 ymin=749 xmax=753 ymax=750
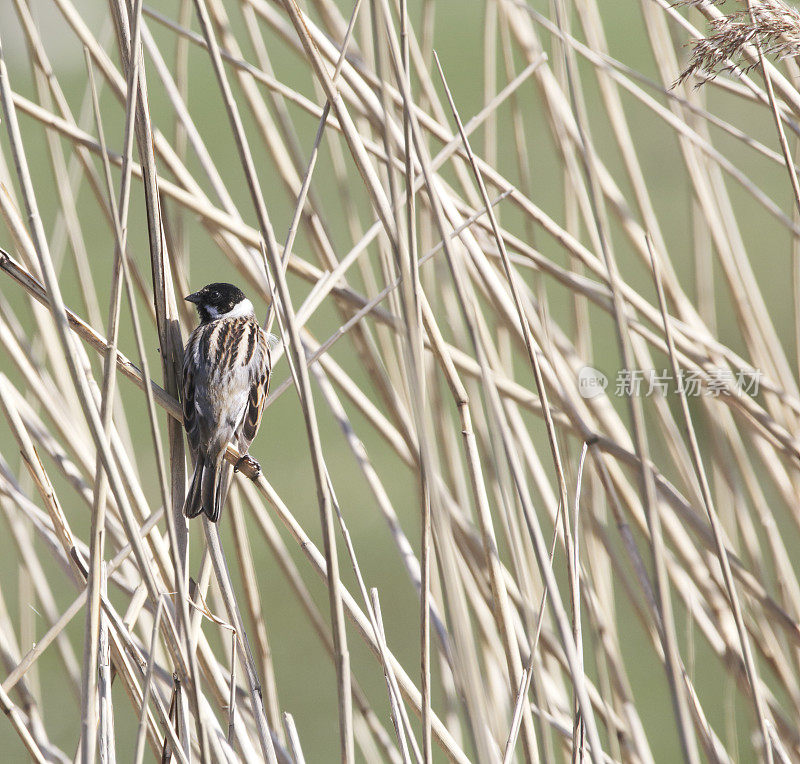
xmin=184 ymin=450 xmax=230 ymax=522
xmin=183 ymin=454 xmax=206 ymax=519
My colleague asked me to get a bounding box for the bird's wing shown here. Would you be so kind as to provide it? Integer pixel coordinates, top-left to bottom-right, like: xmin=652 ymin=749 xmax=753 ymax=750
xmin=182 ymin=326 xmax=203 ymax=457
xmin=239 ymin=326 xmax=272 ymax=451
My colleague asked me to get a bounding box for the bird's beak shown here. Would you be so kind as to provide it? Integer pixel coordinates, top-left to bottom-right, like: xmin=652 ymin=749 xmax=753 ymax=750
xmin=185 ymin=292 xmax=201 ymax=304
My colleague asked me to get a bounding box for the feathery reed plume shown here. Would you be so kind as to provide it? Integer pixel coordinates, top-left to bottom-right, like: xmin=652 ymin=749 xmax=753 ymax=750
xmin=677 ymin=0 xmax=800 ymax=85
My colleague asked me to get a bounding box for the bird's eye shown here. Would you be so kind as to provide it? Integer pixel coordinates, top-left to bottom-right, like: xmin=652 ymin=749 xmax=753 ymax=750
xmin=209 ymin=290 xmax=219 ymax=300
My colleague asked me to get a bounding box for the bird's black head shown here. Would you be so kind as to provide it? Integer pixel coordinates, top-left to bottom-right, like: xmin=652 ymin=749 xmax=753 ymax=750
xmin=185 ymin=282 xmax=251 ymax=324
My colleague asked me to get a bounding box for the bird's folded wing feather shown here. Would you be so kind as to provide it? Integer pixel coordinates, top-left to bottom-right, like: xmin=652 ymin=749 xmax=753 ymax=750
xmin=241 ymin=328 xmax=271 ymax=448
xmin=182 ymin=327 xmax=203 ymax=456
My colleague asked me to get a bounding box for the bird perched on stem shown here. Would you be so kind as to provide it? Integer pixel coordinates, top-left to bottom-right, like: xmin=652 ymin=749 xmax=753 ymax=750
xmin=181 ymin=282 xmax=272 ymax=522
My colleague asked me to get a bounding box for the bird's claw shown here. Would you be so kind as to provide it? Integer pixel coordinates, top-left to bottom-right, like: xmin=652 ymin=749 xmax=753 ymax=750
xmin=234 ymin=454 xmax=261 ymax=476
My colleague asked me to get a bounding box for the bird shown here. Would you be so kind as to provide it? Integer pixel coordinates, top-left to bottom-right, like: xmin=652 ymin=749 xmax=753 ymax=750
xmin=181 ymin=282 xmax=272 ymax=522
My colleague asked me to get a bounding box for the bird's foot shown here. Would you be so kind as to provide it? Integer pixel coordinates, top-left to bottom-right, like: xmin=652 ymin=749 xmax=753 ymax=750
xmin=234 ymin=453 xmax=261 ymax=477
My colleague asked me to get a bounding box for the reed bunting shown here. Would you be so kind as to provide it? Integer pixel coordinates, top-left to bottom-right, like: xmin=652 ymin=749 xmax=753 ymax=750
xmin=182 ymin=282 xmax=272 ymax=522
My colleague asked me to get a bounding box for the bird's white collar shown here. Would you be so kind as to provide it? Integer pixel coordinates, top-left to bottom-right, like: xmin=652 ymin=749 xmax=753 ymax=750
xmin=207 ymin=298 xmax=255 ymax=320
